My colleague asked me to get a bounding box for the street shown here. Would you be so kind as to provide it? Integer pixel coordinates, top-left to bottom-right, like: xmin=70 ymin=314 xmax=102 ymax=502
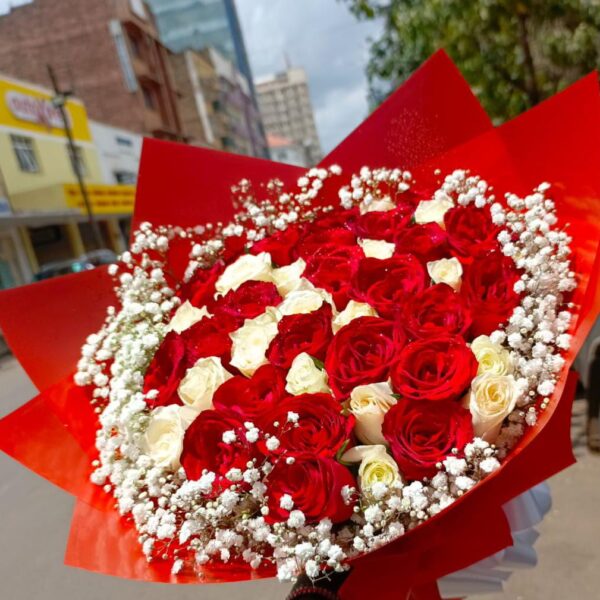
xmin=0 ymin=355 xmax=598 ymax=600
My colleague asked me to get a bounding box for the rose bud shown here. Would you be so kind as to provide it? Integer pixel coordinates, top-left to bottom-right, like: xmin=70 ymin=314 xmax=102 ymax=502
xmin=382 ymin=399 xmax=473 ymax=480
xmin=342 ymin=444 xmax=401 ymax=492
xmin=404 ymin=283 xmax=472 ymax=339
xmin=466 ymin=373 xmax=523 ymax=442
xmin=325 ymin=317 xmax=404 ymax=399
xmin=181 ymin=410 xmax=257 ymax=484
xmin=265 ymin=454 xmax=356 ymax=524
xmin=391 ymin=335 xmax=477 ymax=403
xmin=349 ymin=382 xmax=397 ymax=445
xmin=351 ymin=255 xmax=426 ymax=319
xmin=213 ymin=364 xmax=286 ymax=421
xmin=257 ymin=393 xmax=354 ymax=458
xmin=177 ymin=356 xmax=232 ymax=411
xmin=266 ymin=303 xmax=332 ymax=369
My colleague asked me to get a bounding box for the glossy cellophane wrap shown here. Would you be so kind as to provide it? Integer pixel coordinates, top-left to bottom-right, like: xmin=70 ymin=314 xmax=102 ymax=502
xmin=1 ymin=51 xmax=599 ymax=600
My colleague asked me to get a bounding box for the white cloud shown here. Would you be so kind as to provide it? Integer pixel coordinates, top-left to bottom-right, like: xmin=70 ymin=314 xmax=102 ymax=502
xmin=236 ymin=0 xmax=382 ymax=154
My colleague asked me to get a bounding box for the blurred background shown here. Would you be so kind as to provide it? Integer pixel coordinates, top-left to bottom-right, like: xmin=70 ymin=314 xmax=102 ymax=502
xmin=0 ymin=1 xmax=598 ymax=598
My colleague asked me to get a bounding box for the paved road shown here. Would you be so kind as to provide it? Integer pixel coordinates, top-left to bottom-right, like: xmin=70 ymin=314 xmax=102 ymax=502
xmin=0 ymin=356 xmax=598 ymax=599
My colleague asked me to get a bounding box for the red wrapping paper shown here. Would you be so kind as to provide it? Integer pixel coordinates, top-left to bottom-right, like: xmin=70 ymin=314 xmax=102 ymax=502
xmin=1 ymin=51 xmax=599 ymax=598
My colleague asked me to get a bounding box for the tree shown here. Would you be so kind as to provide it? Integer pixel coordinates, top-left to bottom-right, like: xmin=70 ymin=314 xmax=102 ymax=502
xmin=344 ymin=0 xmax=600 ymax=121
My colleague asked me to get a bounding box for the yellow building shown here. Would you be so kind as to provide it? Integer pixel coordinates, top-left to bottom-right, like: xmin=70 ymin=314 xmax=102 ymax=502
xmin=0 ymin=73 xmax=134 ymax=287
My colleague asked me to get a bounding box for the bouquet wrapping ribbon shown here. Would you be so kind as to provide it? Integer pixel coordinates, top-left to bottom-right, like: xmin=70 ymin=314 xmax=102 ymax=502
xmin=1 ymin=51 xmax=599 ymax=599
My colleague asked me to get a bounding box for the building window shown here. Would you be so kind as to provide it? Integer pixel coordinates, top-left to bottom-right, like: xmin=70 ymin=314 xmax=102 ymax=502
xmin=11 ymin=135 xmax=40 ymax=173
xmin=67 ymin=144 xmax=88 ymax=177
xmin=129 ymin=34 xmax=142 ymax=58
xmin=142 ymin=85 xmax=156 ymax=110
xmin=116 ymin=136 xmax=133 ymax=147
xmin=114 ymin=170 xmax=137 ymax=184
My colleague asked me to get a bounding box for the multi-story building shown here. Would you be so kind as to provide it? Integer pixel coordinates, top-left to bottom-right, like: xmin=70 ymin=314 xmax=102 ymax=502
xmin=0 ymin=0 xmax=185 ymax=140
xmin=0 ymin=73 xmax=134 ymax=287
xmin=256 ymin=67 xmax=322 ymax=165
xmin=147 ymin=0 xmax=269 ymax=157
xmin=90 ymin=121 xmax=143 ymax=186
xmin=267 ymin=134 xmax=309 ymax=168
xmin=171 ymin=47 xmax=265 ymax=157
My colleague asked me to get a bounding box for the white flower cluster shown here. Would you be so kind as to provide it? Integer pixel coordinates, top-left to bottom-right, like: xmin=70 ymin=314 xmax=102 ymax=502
xmin=74 ymin=167 xmax=573 ymax=584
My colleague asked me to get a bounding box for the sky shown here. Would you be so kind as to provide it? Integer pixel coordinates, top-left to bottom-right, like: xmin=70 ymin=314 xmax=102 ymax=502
xmin=0 ymin=0 xmax=381 ymax=154
xmin=237 ymin=0 xmax=382 ymax=154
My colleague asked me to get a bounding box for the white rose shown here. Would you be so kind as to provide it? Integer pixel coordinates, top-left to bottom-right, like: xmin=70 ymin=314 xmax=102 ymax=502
xmin=349 ymin=382 xmax=397 ymax=445
xmin=215 ymin=252 xmax=273 ymax=294
xmin=467 ymin=373 xmax=521 ymax=442
xmin=142 ymin=405 xmax=198 ymax=469
xmin=342 ymin=444 xmax=401 ymax=490
xmin=426 ymin=257 xmax=463 ymax=290
xmin=471 ymin=335 xmax=513 ymax=376
xmin=166 ymin=300 xmax=210 ymax=333
xmin=178 ymin=356 xmax=232 ymax=411
xmin=277 ymin=280 xmax=335 ymax=316
xmin=360 ymin=197 xmax=396 ymax=214
xmin=229 ymin=308 xmax=279 ymax=376
xmin=272 ymin=258 xmax=306 ymax=295
xmin=414 ymin=195 xmax=453 ymax=226
xmin=358 ymin=238 xmax=396 ymax=260
xmin=285 ymin=352 xmax=330 ymax=395
xmin=332 ymin=300 xmax=378 ymax=333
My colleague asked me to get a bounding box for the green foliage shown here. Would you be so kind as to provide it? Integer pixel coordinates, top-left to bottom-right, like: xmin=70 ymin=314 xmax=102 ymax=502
xmin=344 ymin=0 xmax=600 ymax=121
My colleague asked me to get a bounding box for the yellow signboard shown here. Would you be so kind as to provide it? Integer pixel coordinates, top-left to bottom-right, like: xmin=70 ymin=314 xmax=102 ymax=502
xmin=64 ymin=183 xmax=135 ymax=215
xmin=0 ymin=75 xmax=93 ymax=142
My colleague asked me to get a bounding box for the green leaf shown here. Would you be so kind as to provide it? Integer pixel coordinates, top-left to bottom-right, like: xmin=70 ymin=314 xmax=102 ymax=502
xmin=311 ymin=356 xmax=325 ymax=370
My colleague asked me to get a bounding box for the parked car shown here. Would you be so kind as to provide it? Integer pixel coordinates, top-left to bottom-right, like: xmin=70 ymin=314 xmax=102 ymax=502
xmin=33 ymin=249 xmax=118 ymax=282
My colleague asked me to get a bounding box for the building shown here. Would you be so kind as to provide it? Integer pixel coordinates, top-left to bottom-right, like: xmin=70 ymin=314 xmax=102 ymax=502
xmin=0 ymin=0 xmax=185 ymax=141
xmin=90 ymin=121 xmax=143 ymax=185
xmin=256 ymin=67 xmax=322 ymax=165
xmin=267 ymin=134 xmax=309 ymax=168
xmin=0 ymin=73 xmax=134 ymax=288
xmin=147 ymin=0 xmax=253 ymax=96
xmin=171 ymin=47 xmax=266 ymax=157
xmin=147 ymin=0 xmax=269 ymax=157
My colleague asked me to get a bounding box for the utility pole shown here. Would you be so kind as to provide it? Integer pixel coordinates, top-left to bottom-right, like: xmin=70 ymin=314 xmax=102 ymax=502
xmin=47 ymin=64 xmax=103 ymax=250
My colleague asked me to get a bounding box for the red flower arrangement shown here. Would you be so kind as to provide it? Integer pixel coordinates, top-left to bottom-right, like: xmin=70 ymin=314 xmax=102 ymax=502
xmin=1 ymin=52 xmax=600 ymax=600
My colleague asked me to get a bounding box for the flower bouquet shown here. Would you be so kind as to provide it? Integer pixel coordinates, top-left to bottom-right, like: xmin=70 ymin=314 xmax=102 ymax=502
xmin=1 ymin=51 xmax=600 ymax=600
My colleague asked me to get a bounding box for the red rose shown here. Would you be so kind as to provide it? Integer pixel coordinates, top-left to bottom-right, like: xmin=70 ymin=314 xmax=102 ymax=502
xmin=351 ymin=255 xmax=426 ymax=318
xmin=221 ymin=234 xmax=248 ymax=263
xmin=165 ymin=235 xmax=194 ymax=283
xmin=325 ymin=317 xmax=404 ymax=399
xmin=266 ymin=304 xmax=333 ymax=368
xmin=250 ymin=223 xmax=305 ymax=266
xmin=304 ymin=246 xmax=364 ymax=309
xmin=382 ymin=399 xmax=473 ymax=480
xmin=212 ymin=364 xmax=287 ymax=421
xmin=390 ymin=335 xmax=477 ymax=402
xmin=265 ymin=455 xmax=356 ymax=524
xmin=179 ymin=262 xmax=223 ymax=308
xmin=181 ymin=315 xmax=237 ymax=367
xmin=308 ymin=206 xmax=358 ymax=231
xmin=181 ymin=410 xmax=257 ymax=483
xmin=143 ymin=331 xmax=188 ymax=408
xmin=294 ymin=227 xmax=357 ymax=259
xmin=404 ymin=284 xmax=472 ymax=339
xmin=352 ymin=203 xmax=413 ymax=242
xmin=444 ymin=205 xmax=499 ymax=258
xmin=395 ymin=223 xmax=448 ymax=262
xmin=461 ymin=252 xmax=521 ymax=337
xmin=214 ymin=280 xmax=281 ymax=325
xmin=258 ymin=393 xmax=354 ymax=458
